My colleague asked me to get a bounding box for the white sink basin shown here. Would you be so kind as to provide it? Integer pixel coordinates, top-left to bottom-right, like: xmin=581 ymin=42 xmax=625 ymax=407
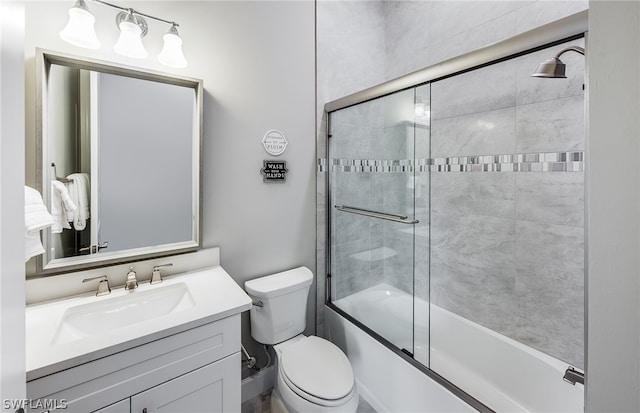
xmin=52 ymin=283 xmax=195 ymax=345
xmin=26 ymin=265 xmax=252 ymax=378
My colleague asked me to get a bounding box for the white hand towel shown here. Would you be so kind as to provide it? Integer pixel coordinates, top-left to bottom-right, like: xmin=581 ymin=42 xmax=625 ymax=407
xmin=25 ymin=231 xmax=46 ymax=262
xmin=24 ymin=186 xmax=55 ymax=262
xmin=67 ymin=173 xmax=90 ymax=231
xmin=50 ymin=180 xmax=76 ymax=233
xmin=25 ymin=186 xmax=55 ymax=233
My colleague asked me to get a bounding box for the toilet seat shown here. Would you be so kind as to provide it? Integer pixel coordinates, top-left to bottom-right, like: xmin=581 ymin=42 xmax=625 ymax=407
xmin=279 ymin=336 xmax=355 ymax=407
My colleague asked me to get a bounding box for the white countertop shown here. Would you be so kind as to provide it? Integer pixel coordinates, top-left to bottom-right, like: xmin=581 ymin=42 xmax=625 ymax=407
xmin=26 ymin=265 xmax=251 ymax=381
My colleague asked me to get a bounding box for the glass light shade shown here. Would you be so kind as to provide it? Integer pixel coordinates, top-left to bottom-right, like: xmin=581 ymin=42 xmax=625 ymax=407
xmin=113 ymin=20 xmax=148 ymax=59
xmin=59 ymin=0 xmax=101 ymax=49
xmin=158 ymin=27 xmax=188 ymax=68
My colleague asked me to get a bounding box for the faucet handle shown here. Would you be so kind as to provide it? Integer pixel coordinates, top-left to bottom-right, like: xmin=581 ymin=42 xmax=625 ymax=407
xmin=125 ymin=266 xmax=138 ymax=290
xmin=151 ymin=263 xmax=173 ymax=285
xmin=82 ymin=275 xmax=111 ymax=296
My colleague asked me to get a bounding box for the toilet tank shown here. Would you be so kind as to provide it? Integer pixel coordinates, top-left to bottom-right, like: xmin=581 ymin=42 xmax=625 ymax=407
xmin=245 ymin=267 xmax=313 ymax=345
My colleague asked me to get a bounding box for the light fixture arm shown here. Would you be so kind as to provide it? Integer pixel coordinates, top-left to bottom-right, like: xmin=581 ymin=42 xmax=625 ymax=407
xmin=90 ymin=0 xmax=178 ymax=27
xmin=554 ymin=46 xmax=585 ymax=59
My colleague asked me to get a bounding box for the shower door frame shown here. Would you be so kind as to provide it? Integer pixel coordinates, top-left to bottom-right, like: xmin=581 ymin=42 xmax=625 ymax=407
xmin=323 ymin=10 xmax=588 ymax=413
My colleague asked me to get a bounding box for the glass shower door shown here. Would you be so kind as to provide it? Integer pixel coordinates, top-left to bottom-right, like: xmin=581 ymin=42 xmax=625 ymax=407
xmin=427 ymin=40 xmax=585 ymax=410
xmin=329 ymin=88 xmax=419 ymax=356
xmin=326 ymin=37 xmax=584 ymax=412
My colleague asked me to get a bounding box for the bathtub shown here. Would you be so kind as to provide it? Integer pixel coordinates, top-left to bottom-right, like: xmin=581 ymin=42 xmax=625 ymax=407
xmin=330 ymin=284 xmax=584 ymax=412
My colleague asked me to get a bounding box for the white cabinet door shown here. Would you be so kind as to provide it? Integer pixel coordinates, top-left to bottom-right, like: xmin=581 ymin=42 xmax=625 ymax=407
xmin=130 ymin=353 xmax=240 ymax=413
xmin=94 ymin=398 xmax=130 ymax=413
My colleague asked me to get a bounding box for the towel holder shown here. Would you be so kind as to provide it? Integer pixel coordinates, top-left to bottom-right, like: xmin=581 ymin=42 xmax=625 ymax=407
xmin=51 ymin=163 xmax=72 ymax=183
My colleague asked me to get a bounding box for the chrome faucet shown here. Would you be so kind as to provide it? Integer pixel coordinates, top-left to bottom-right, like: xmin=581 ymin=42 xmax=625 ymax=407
xmin=83 ymin=275 xmax=111 ymax=296
xmin=125 ymin=266 xmax=138 ymax=290
xmin=563 ymin=366 xmax=585 ymax=385
xmin=151 ymin=263 xmax=173 ymax=285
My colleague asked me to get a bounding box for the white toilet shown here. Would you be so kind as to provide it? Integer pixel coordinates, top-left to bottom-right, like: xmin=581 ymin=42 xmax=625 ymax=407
xmin=245 ymin=267 xmax=359 ymax=413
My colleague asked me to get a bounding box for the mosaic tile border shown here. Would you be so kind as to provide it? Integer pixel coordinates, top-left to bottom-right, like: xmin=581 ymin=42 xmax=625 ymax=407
xmin=318 ymin=151 xmax=584 ymax=173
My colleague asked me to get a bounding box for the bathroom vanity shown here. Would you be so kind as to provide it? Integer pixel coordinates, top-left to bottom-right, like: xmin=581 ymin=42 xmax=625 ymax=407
xmin=26 ymin=48 xmax=238 ymax=412
xmin=25 ymin=265 xmax=252 ymax=413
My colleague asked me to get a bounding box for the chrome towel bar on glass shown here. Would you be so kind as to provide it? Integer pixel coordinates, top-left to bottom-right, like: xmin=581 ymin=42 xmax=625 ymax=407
xmin=334 ymin=205 xmax=419 ymax=224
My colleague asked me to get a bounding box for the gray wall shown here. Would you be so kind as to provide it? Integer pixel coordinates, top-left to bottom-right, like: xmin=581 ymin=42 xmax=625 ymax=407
xmin=24 ymin=1 xmax=315 ymax=365
xmin=194 ymin=2 xmax=316 ymax=359
xmin=587 ymin=1 xmax=640 ymax=411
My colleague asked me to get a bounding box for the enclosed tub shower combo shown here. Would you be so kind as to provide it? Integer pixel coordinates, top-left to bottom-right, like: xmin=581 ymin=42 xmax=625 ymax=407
xmin=323 ymin=15 xmax=586 ymax=413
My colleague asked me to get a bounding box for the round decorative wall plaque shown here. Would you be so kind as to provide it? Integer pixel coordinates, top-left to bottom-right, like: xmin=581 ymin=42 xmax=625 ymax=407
xmin=262 ymin=130 xmax=288 ymax=156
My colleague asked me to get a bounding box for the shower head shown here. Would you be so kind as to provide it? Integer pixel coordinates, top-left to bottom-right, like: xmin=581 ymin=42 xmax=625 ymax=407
xmin=531 ymin=56 xmax=567 ymax=78
xmin=531 ymin=46 xmax=585 ymax=78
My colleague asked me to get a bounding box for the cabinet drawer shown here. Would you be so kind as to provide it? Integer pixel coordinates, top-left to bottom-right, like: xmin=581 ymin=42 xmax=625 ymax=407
xmin=27 ymin=315 xmax=240 ymax=413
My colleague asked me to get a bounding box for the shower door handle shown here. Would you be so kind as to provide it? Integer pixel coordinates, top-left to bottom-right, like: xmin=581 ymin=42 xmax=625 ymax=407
xmin=335 ymin=205 xmax=419 ymax=224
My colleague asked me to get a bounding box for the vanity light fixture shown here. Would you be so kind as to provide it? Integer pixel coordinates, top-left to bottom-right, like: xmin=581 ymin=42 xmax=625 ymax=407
xmin=158 ymin=24 xmax=188 ymax=69
xmin=59 ymin=0 xmax=101 ymax=50
xmin=60 ymin=0 xmax=188 ymax=68
xmin=113 ymin=10 xmax=148 ymax=59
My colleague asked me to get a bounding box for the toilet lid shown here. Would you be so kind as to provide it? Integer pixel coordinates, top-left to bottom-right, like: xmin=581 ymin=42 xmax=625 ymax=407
xmin=280 ymin=336 xmax=354 ymax=401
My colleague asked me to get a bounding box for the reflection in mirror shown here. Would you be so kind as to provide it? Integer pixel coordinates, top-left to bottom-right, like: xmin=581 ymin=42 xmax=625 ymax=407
xmin=35 ymin=50 xmax=202 ymax=276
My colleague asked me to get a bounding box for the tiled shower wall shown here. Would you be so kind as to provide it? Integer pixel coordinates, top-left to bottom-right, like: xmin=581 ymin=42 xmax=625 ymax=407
xmin=316 ymin=0 xmax=588 ymax=348
xmin=428 ymin=38 xmax=585 ymax=368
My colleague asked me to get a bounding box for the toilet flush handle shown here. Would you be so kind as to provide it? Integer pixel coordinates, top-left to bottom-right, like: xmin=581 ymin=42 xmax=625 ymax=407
xmin=252 ymin=300 xmax=263 ymax=307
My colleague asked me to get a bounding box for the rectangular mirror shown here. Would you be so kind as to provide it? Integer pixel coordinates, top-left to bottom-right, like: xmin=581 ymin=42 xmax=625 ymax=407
xmin=34 ymin=49 xmax=202 ymax=276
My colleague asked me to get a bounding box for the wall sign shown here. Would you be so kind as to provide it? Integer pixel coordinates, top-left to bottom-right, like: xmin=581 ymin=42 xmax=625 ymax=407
xmin=261 ymin=160 xmax=288 ymax=183
xmin=262 ymin=130 xmax=288 ymax=156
